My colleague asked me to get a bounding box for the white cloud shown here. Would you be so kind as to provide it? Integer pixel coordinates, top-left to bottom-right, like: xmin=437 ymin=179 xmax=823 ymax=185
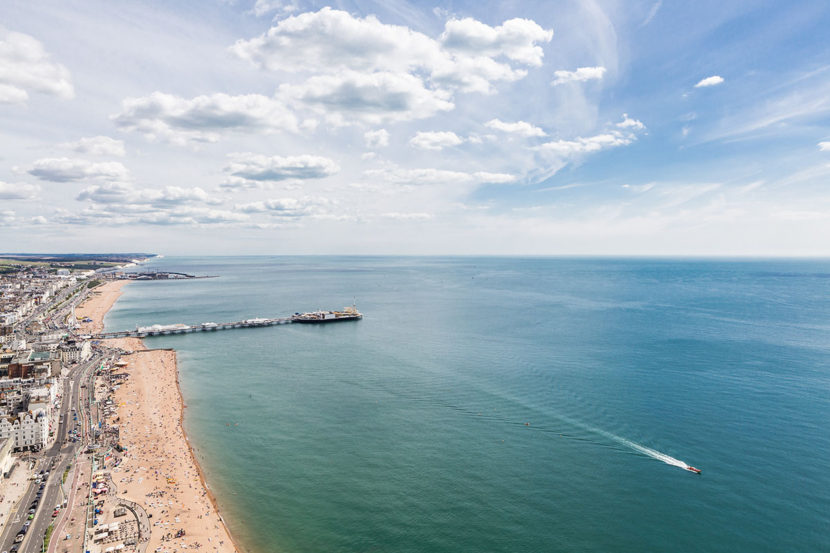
xmin=694 ymin=75 xmax=724 ymax=88
xmin=440 ymin=17 xmax=553 ymax=66
xmin=429 ymin=51 xmax=527 ymax=94
xmin=622 ymin=182 xmax=656 ymax=193
xmin=223 ymin=153 xmax=340 ymax=183
xmin=234 ymin=197 xmax=330 ymax=218
xmin=485 ymin=118 xmax=546 ymax=137
xmin=141 ymin=186 xmax=223 ymax=207
xmin=62 ymin=136 xmax=126 ymax=157
xmin=551 ymin=66 xmax=606 ymax=86
xmin=251 ymin=0 xmax=298 ymax=17
xmin=536 ymin=114 xmax=645 ymax=161
xmin=0 ymin=210 xmax=15 ymax=225
xmin=537 ymin=131 xmax=634 ymax=156
xmin=112 ymin=92 xmax=298 ymax=145
xmin=0 ymin=30 xmax=74 ymax=104
xmin=364 ymin=129 xmax=390 ymax=149
xmin=381 ymin=212 xmax=432 ymax=220
xmin=616 ymin=113 xmax=645 ymax=130
xmin=77 ymin=182 xmax=221 ymax=208
xmin=75 ymin=182 xmax=134 ymax=204
xmin=281 ymin=71 xmax=454 ymax=124
xmin=231 ymin=8 xmax=443 ymax=74
xmin=818 ymin=141 xmax=830 ymax=151
xmin=0 ymin=83 xmax=28 ymax=104
xmin=409 ymin=131 xmax=463 ymax=150
xmin=138 ymin=207 xmax=249 ymax=226
xmin=231 ymin=8 xmax=552 ymax=98
xmin=0 ymin=181 xmax=40 ymax=200
xmin=364 ymin=166 xmax=515 ymax=186
xmin=28 ymin=158 xmax=129 ymax=182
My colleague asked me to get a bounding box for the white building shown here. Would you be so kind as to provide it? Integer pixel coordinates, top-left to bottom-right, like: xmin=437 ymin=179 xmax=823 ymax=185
xmin=58 ymin=339 xmax=92 ymax=364
xmin=0 ymin=312 xmax=17 ymax=325
xmin=0 ymin=437 xmax=12 ymax=477
xmin=0 ymin=412 xmax=49 ymax=451
xmin=28 ymin=386 xmax=55 ymax=415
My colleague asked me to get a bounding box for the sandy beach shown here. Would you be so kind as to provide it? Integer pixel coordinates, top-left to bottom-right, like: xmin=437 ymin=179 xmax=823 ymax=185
xmin=75 ymin=281 xmax=240 ymax=553
xmin=74 ymin=280 xmax=128 ymax=334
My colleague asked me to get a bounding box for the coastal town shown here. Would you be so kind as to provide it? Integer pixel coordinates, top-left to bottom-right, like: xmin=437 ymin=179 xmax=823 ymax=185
xmin=0 ymin=256 xmax=239 ymax=553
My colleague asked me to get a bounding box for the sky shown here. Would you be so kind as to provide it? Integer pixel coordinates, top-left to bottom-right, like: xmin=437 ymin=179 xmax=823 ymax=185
xmin=1 ymin=0 xmax=830 ymax=256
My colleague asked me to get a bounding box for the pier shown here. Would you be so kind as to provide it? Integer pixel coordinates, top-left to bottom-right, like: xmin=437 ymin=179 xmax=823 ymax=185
xmin=92 ymin=317 xmax=292 ymax=339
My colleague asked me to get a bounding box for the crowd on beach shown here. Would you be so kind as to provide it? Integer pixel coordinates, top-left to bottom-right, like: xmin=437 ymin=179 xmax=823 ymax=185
xmin=74 ymin=282 xmax=239 ymax=553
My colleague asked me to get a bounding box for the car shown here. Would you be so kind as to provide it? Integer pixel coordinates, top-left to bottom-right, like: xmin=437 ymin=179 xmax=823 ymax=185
xmin=27 ymin=515 xmax=33 ymax=520
xmin=28 ymin=509 xmax=35 ymax=514
xmin=13 ymin=535 xmax=23 ymax=543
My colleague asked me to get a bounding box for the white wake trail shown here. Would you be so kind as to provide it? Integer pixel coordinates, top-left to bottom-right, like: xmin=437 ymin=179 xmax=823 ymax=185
xmin=614 ymin=438 xmax=689 ymax=469
xmin=551 ymin=411 xmax=691 ymax=470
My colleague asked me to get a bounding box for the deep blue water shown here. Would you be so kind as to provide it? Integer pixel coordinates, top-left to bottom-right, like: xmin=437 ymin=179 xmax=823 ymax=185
xmin=105 ymin=257 xmax=830 ymax=552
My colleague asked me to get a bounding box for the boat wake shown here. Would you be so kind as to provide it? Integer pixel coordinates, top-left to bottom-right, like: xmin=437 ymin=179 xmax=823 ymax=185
xmin=536 ymin=410 xmax=695 ymax=472
xmin=612 ymin=436 xmax=690 ymax=470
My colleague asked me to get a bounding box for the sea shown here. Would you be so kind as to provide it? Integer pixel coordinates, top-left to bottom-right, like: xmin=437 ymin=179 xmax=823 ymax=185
xmin=104 ymin=256 xmax=830 ymax=553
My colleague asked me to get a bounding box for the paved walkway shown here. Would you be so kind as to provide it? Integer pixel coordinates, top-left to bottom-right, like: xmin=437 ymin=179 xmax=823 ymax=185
xmin=0 ymin=463 xmax=31 ymax=536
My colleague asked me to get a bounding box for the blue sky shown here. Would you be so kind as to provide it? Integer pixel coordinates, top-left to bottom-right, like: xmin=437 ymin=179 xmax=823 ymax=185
xmin=1 ymin=0 xmax=829 ymax=255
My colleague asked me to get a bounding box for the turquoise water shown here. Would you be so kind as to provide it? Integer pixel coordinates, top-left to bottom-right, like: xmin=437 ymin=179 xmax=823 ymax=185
xmin=105 ymin=257 xmax=830 ymax=552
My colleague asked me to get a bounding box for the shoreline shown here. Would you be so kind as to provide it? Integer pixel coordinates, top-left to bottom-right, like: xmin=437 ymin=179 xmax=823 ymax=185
xmin=173 ymin=347 xmax=245 ymax=553
xmin=77 ymin=280 xmax=245 ymax=553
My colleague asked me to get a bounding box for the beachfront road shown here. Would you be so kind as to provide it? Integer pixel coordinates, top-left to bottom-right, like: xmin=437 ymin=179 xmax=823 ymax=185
xmin=0 ymin=354 xmax=102 ymax=553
